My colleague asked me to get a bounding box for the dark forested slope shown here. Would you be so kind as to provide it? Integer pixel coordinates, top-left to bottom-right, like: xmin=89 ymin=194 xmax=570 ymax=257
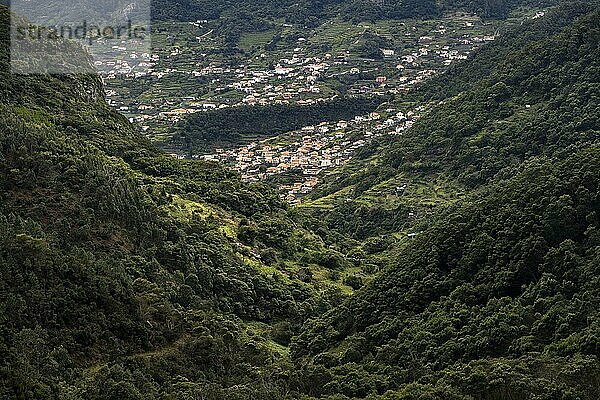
xmin=289 ymin=5 xmax=600 ymax=399
xmin=180 ymin=97 xmax=384 ymax=152
xmin=294 ymin=148 xmax=600 ymax=399
xmin=0 ymin=7 xmax=343 ymax=398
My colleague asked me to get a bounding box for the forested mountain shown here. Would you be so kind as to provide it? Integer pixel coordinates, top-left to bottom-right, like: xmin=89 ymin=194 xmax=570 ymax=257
xmin=0 ymin=6 xmax=346 ymax=397
xmin=2 ymin=1 xmax=600 ymax=399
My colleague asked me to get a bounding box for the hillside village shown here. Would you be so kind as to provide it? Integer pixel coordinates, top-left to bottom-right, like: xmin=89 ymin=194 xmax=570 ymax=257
xmin=101 ymin=13 xmax=507 ymax=135
xmin=200 ymin=108 xmax=422 ymax=203
xmin=95 ymin=10 xmax=547 ymax=202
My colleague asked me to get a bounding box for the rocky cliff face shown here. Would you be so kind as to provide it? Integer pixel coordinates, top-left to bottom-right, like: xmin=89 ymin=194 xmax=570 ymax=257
xmin=1 ymin=8 xmax=105 ymax=104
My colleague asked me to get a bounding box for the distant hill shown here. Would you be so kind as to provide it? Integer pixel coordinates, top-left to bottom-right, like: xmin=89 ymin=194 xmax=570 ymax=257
xmin=152 ymin=0 xmax=558 ymax=28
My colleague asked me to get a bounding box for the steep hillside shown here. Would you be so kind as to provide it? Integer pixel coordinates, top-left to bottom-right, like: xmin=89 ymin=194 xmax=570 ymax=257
xmin=293 ymin=147 xmax=600 ymax=399
xmin=289 ymin=6 xmax=600 ymax=399
xmin=0 ymin=7 xmax=346 ymax=398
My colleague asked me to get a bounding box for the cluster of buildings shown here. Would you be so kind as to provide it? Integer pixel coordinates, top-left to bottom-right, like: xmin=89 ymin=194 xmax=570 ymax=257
xmin=199 ymin=109 xmax=422 ymax=203
xmin=96 ymin=16 xmax=538 ymax=204
xmin=97 ymin=19 xmax=491 ymax=204
xmin=102 ymin=17 xmax=501 ymax=130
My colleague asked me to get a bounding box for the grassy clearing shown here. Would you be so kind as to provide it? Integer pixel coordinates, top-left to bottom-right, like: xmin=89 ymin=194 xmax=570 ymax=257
xmin=239 ymin=30 xmax=277 ymax=52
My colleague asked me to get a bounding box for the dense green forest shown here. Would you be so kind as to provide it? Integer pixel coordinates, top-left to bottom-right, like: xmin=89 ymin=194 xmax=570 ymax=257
xmin=296 ymin=147 xmax=600 ymax=399
xmin=0 ymin=6 xmax=347 ymax=397
xmin=180 ymin=97 xmax=384 ymax=152
xmin=2 ymin=1 xmax=600 ymax=399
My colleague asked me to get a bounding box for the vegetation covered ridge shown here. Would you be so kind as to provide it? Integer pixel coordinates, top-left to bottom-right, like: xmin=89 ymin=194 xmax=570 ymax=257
xmin=0 ymin=5 xmax=353 ymax=398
